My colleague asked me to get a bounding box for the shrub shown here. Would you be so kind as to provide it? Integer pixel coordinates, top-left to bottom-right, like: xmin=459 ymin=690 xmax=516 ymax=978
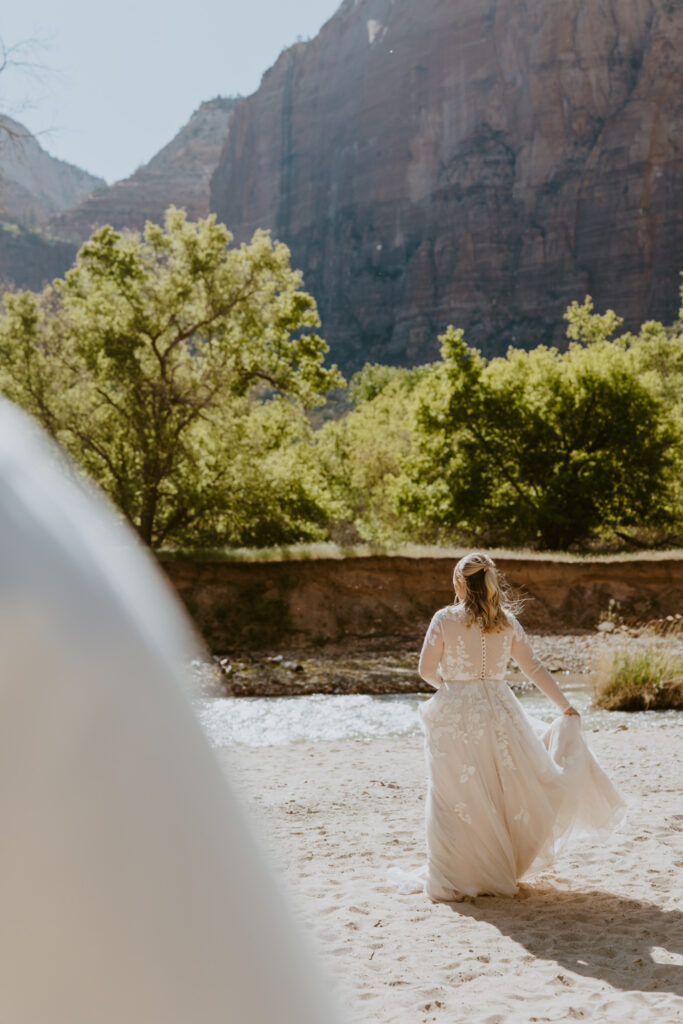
xmin=593 ymin=644 xmax=683 ymax=710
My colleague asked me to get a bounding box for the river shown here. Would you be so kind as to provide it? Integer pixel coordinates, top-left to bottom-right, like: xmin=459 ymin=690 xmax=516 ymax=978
xmin=195 ymin=673 xmax=680 ymax=747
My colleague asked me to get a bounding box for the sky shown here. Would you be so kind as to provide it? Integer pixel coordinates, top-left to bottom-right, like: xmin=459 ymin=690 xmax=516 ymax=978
xmin=0 ymin=0 xmax=342 ymax=183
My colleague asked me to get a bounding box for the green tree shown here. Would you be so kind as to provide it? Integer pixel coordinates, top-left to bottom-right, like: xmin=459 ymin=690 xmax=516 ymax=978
xmin=0 ymin=208 xmax=343 ymax=547
xmin=398 ymin=317 xmax=680 ymax=549
xmin=188 ymin=397 xmax=339 ymax=548
xmin=315 ymin=363 xmax=428 ymax=543
xmin=565 ymin=295 xmax=683 ymax=527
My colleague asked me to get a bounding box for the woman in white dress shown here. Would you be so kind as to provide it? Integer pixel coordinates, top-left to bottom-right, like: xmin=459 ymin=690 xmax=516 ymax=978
xmin=404 ymin=552 xmax=625 ymax=902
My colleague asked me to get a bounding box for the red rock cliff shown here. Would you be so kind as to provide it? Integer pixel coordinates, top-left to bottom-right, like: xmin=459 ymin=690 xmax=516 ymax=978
xmin=210 ymin=0 xmax=683 ymax=369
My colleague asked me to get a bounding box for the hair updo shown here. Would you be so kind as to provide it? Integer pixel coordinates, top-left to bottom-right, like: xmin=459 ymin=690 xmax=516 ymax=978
xmin=452 ymin=552 xmax=514 ymax=633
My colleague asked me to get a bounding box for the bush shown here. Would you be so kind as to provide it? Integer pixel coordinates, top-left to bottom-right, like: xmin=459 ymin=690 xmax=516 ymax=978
xmin=593 ymin=644 xmax=683 ymax=710
xmin=397 ymin=318 xmax=681 ymax=550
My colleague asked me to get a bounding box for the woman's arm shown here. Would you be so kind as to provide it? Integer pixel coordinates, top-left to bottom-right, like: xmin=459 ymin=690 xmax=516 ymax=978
xmin=418 ymin=613 xmax=444 ymax=689
xmin=510 ymin=619 xmax=578 ymax=714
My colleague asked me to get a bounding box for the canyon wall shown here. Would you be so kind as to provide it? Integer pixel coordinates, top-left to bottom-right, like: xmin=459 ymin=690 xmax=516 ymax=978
xmin=161 ymin=555 xmax=683 ymax=652
xmin=211 ymin=0 xmax=683 ymax=370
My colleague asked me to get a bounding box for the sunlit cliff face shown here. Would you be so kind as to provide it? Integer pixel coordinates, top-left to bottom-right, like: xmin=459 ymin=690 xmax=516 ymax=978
xmin=211 ymin=0 xmax=683 ymax=371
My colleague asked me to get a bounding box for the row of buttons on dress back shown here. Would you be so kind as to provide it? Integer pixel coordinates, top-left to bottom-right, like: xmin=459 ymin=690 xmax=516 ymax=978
xmin=480 ymin=630 xmax=487 ymax=680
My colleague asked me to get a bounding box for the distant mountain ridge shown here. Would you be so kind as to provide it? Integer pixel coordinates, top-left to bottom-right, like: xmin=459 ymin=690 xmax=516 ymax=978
xmin=0 ymin=116 xmax=104 ymax=229
xmin=48 ymin=98 xmax=238 ymax=242
xmin=0 ymin=99 xmax=238 ymax=291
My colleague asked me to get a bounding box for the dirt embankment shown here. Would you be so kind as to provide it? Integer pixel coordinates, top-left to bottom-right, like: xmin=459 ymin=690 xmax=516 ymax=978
xmin=161 ymin=555 xmax=683 ymax=654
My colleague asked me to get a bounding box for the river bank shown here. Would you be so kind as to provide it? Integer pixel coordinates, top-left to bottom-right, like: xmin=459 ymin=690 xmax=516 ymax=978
xmin=204 ymin=624 xmax=683 ymax=697
xmin=164 ymin=553 xmax=683 ymax=653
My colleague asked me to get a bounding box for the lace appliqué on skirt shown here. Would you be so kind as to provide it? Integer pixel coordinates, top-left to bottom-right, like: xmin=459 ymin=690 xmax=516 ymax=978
xmin=410 ymin=683 xmax=626 ymax=901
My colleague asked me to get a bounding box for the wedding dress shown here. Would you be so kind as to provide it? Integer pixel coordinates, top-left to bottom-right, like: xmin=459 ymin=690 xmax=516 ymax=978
xmin=0 ymin=400 xmax=342 ymax=1024
xmin=391 ymin=604 xmax=625 ymax=901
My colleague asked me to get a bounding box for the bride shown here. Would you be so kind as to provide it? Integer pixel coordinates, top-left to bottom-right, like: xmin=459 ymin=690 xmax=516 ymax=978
xmin=394 ymin=552 xmax=625 ymax=901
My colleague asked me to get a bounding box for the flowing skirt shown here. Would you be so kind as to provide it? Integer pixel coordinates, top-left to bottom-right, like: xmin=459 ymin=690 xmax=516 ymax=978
xmin=390 ymin=679 xmax=626 ymax=900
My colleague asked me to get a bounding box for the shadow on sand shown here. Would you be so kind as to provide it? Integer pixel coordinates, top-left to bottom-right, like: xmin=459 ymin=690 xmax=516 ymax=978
xmin=452 ymin=885 xmax=683 ymax=998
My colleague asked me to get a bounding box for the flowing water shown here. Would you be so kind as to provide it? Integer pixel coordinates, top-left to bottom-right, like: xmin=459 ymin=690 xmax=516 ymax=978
xmin=196 ymin=673 xmax=680 ymax=748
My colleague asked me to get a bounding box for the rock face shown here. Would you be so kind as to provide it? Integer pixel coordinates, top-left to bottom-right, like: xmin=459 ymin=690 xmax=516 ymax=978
xmin=49 ymin=98 xmax=238 ymax=242
xmin=0 ymin=117 xmax=104 ymax=228
xmin=211 ymin=0 xmax=683 ymax=370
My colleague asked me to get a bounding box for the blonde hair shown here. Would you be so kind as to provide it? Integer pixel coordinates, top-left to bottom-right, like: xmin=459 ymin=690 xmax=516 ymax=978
xmin=453 ymin=552 xmax=513 ymax=633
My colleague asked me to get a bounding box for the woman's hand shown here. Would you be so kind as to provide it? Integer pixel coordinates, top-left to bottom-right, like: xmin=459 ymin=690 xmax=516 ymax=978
xmin=563 ymin=706 xmax=580 ymax=717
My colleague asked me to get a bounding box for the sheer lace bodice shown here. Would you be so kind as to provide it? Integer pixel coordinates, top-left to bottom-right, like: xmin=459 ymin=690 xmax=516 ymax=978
xmin=418 ymin=605 xmax=570 ymax=711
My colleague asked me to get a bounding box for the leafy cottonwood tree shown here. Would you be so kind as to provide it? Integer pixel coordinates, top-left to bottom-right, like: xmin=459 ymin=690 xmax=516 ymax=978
xmin=184 ymin=397 xmax=339 ymax=548
xmin=0 ymin=208 xmax=343 ymax=546
xmin=315 ymin=363 xmax=428 ymax=543
xmin=397 ymin=311 xmax=680 ymax=549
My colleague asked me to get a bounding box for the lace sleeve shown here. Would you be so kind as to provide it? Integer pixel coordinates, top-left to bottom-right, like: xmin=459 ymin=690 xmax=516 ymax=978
xmin=418 ymin=612 xmax=444 ymax=689
xmin=509 ymin=616 xmax=571 ymax=711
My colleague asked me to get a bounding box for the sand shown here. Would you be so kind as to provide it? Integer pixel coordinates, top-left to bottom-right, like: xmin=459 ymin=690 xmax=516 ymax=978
xmin=218 ymin=722 xmax=683 ymax=1024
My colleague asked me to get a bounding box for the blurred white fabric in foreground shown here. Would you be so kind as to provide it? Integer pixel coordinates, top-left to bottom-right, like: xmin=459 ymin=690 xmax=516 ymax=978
xmin=0 ymin=400 xmax=343 ymax=1024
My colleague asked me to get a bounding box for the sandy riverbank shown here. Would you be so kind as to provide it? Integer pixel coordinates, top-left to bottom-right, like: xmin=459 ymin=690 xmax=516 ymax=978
xmin=218 ymin=723 xmax=683 ymax=1024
